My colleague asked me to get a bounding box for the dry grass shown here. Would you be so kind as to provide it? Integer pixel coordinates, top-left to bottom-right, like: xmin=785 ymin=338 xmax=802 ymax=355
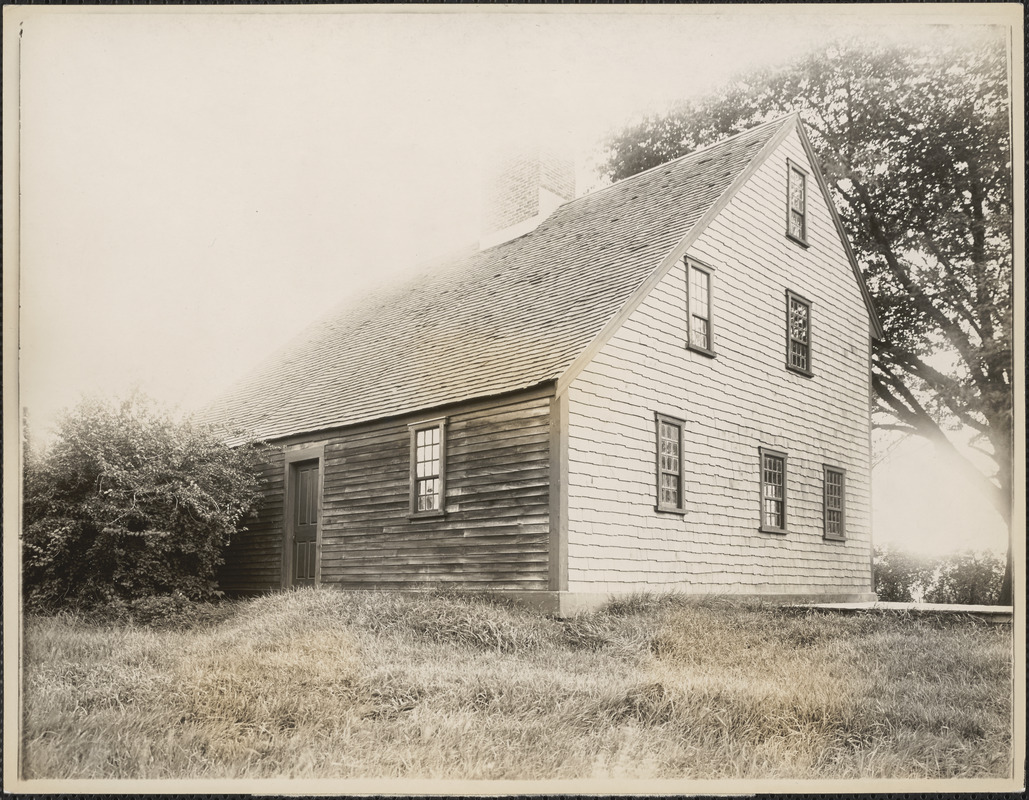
xmin=20 ymin=589 xmax=1012 ymax=780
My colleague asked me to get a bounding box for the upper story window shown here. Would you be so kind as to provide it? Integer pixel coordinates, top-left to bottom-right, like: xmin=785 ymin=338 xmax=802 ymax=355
xmin=786 ymin=290 xmax=813 ymax=376
xmin=409 ymin=418 xmax=446 ymax=516
xmin=823 ymin=466 xmax=846 ymax=540
xmin=655 ymin=413 xmax=686 ymax=514
xmin=685 ymin=258 xmax=715 ymax=357
xmin=759 ymin=447 xmax=788 ymax=534
xmin=787 ymin=161 xmax=808 ymax=245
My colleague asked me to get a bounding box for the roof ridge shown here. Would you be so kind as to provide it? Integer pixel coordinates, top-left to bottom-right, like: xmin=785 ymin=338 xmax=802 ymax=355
xmin=582 ymin=113 xmax=796 ymax=202
xmin=462 ymin=116 xmax=797 ymax=260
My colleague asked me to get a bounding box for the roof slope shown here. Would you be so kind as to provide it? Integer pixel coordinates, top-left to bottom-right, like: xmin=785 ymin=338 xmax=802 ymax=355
xmin=202 ymin=117 xmax=792 ymax=441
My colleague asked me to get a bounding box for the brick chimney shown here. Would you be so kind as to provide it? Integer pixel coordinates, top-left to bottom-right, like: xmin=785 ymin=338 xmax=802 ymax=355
xmin=479 ymin=144 xmax=576 ymax=250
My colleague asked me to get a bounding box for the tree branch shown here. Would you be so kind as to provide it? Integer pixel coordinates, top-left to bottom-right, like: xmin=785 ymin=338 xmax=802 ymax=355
xmin=850 ymin=177 xmax=993 ymax=401
xmin=883 ymin=351 xmax=990 ymax=435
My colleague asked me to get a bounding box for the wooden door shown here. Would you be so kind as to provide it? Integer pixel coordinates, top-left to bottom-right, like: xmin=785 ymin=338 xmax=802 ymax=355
xmin=290 ymin=461 xmax=320 ymax=587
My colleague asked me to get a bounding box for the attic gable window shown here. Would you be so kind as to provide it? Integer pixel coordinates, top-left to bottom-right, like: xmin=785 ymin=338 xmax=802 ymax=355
xmin=759 ymin=447 xmax=788 ymax=534
xmin=409 ymin=418 xmax=447 ymax=516
xmin=655 ymin=413 xmax=686 ymax=514
xmin=686 ymin=258 xmax=716 ymax=357
xmin=786 ymin=290 xmax=813 ymax=376
xmin=786 ymin=161 xmax=808 ymax=245
xmin=823 ymin=466 xmax=846 ymax=540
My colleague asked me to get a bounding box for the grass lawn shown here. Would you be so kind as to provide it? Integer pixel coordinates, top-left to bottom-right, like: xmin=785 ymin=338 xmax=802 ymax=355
xmin=20 ymin=589 xmax=1012 ymax=781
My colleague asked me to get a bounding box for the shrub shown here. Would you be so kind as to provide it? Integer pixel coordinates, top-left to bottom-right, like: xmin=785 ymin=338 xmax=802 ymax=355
xmin=923 ymin=550 xmax=1005 ymax=606
xmin=22 ymin=394 xmax=263 ymax=610
xmin=873 ymin=545 xmax=935 ymax=602
xmin=874 ymin=545 xmax=1006 ymax=606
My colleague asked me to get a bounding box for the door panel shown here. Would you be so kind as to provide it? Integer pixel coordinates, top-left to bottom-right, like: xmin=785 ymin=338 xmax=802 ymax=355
xmin=291 ymin=461 xmax=319 ymax=587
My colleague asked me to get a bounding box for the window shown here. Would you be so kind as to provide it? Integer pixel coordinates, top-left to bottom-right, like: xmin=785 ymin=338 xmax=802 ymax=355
xmin=786 ymin=290 xmax=813 ymax=376
xmin=823 ymin=466 xmax=846 ymax=540
xmin=786 ymin=161 xmax=807 ymax=244
xmin=759 ymin=447 xmax=787 ymax=533
xmin=655 ymin=413 xmax=686 ymax=514
xmin=686 ymin=259 xmax=715 ymax=356
xmin=409 ymin=418 xmax=446 ymax=516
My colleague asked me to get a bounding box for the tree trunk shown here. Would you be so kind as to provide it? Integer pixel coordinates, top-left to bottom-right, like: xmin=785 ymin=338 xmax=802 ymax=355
xmin=998 ymin=546 xmax=1012 ymax=606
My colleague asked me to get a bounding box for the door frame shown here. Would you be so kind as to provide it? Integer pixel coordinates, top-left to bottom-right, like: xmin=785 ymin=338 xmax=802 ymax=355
xmin=282 ymin=443 xmax=325 ymax=589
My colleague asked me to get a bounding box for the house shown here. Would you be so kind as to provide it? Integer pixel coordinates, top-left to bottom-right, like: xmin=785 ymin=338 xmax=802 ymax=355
xmin=202 ymin=114 xmax=882 ymax=615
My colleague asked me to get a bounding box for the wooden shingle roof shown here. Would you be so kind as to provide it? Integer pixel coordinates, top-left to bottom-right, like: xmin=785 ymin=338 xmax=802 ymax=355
xmin=203 ymin=117 xmax=795 ymax=441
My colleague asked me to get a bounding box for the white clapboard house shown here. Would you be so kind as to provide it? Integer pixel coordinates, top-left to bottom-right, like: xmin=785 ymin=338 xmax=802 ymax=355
xmin=204 ymin=114 xmax=882 ymax=614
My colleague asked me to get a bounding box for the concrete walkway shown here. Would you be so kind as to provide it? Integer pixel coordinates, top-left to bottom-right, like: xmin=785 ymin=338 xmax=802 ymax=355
xmin=796 ymin=600 xmax=1013 ymax=624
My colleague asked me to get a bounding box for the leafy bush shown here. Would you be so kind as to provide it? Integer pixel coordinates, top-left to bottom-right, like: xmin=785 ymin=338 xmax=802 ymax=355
xmin=923 ymin=551 xmax=1005 ymax=606
xmin=874 ymin=545 xmax=1006 ymax=605
xmin=873 ymin=545 xmax=936 ymax=602
xmin=23 ymin=394 xmax=263 ymax=610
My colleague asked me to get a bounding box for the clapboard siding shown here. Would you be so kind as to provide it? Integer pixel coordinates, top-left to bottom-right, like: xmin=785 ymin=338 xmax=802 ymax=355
xmin=565 ymin=127 xmax=873 ymax=595
xmin=220 ymin=388 xmax=552 ymax=592
xmin=219 ymin=453 xmax=286 ymax=593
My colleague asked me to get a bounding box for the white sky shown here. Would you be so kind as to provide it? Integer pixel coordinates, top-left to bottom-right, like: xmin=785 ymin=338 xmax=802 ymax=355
xmin=7 ymin=5 xmax=1017 ymax=557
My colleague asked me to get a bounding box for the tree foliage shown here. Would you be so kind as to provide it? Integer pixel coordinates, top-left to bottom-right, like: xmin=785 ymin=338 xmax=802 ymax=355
xmin=22 ymin=395 xmax=263 ymax=610
xmin=604 ymin=31 xmax=1013 ymax=600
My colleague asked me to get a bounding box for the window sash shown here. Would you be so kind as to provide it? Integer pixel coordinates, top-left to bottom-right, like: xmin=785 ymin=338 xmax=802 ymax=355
xmin=787 ymin=164 xmax=807 ymax=242
xmin=685 ymin=260 xmax=715 ymax=355
xmin=786 ymin=291 xmax=812 ymax=375
xmin=759 ymin=448 xmax=787 ymax=533
xmin=410 ymin=419 xmax=446 ymax=515
xmin=824 ymin=467 xmax=846 ymax=539
xmin=656 ymin=414 xmax=685 ymax=513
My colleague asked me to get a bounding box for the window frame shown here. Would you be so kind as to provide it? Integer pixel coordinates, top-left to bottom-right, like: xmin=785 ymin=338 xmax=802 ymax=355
xmin=785 ymin=289 xmax=814 ymax=377
xmin=408 ymin=416 xmax=447 ymax=518
xmin=823 ymin=465 xmax=846 ymax=541
xmin=758 ymin=447 xmax=788 ymax=534
xmin=786 ymin=159 xmax=809 ymax=247
xmin=655 ymin=412 xmax=686 ymax=515
xmin=685 ymin=257 xmax=716 ymax=358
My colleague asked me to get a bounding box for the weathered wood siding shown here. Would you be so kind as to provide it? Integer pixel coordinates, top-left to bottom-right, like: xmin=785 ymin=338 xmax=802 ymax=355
xmin=565 ymin=128 xmax=873 ymax=595
xmin=220 ymin=390 xmax=552 ymax=592
xmin=220 ymin=450 xmax=286 ymax=593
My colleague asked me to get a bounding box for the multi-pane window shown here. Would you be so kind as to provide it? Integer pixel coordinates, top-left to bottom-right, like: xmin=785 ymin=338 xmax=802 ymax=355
xmin=787 ymin=162 xmax=807 ymax=243
xmin=759 ymin=448 xmax=787 ymax=533
xmin=656 ymin=414 xmax=685 ymax=513
xmin=786 ymin=291 xmax=812 ymax=375
xmin=409 ymin=418 xmax=446 ymax=515
xmin=823 ymin=467 xmax=846 ymax=540
xmin=686 ymin=260 xmax=715 ymax=355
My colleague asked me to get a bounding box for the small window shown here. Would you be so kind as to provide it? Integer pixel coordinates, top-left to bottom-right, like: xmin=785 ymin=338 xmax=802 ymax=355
xmin=786 ymin=290 xmax=813 ymax=376
xmin=823 ymin=466 xmax=846 ymax=540
xmin=786 ymin=161 xmax=808 ymax=244
xmin=759 ymin=447 xmax=787 ymax=534
xmin=685 ymin=259 xmax=715 ymax=357
xmin=409 ymin=418 xmax=446 ymax=516
xmin=655 ymin=413 xmax=686 ymax=514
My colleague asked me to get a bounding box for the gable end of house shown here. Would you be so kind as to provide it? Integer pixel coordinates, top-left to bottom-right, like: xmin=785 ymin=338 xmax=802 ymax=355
xmin=555 ymin=114 xmax=881 ymax=396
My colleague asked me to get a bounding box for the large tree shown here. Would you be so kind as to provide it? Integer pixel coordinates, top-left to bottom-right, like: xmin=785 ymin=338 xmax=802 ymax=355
xmin=604 ymin=31 xmax=1014 ymax=602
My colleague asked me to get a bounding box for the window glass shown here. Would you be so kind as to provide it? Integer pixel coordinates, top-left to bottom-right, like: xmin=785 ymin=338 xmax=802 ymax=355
xmin=788 ymin=165 xmax=806 ymax=241
xmin=689 ymin=266 xmax=711 ymax=351
xmin=787 ymin=293 xmax=811 ymax=374
xmin=761 ymin=450 xmax=786 ymax=532
xmin=656 ymin=415 xmax=685 ymax=513
xmin=412 ymin=421 xmax=445 ymax=513
xmin=659 ymin=421 xmax=681 ymax=508
xmin=824 ymin=468 xmax=845 ymax=539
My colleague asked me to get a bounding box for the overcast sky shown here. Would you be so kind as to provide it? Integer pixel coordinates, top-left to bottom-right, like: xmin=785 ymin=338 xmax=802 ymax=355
xmin=8 ymin=5 xmax=1016 ymax=556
